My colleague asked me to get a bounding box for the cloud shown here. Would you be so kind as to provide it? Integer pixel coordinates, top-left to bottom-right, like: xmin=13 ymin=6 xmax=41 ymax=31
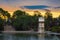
xmin=0 ymin=0 xmax=60 ymax=7
xmin=23 ymin=5 xmax=50 ymax=9
xmin=54 ymin=7 xmax=60 ymax=9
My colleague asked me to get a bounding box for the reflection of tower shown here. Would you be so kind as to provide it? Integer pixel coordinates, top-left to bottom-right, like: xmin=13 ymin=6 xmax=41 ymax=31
xmin=38 ymin=34 xmax=45 ymax=40
xmin=38 ymin=17 xmax=44 ymax=33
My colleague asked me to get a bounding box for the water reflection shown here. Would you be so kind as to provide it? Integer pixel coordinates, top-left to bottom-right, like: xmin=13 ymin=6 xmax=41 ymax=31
xmin=38 ymin=33 xmax=45 ymax=40
xmin=3 ymin=33 xmax=38 ymax=40
xmin=0 ymin=34 xmax=3 ymax=40
xmin=52 ymin=35 xmax=60 ymax=40
xmin=0 ymin=33 xmax=60 ymax=40
xmin=4 ymin=34 xmax=13 ymax=40
xmin=45 ymin=34 xmax=60 ymax=40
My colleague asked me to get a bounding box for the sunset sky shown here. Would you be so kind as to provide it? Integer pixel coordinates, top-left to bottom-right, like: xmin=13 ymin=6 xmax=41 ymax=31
xmin=0 ymin=0 xmax=60 ymax=18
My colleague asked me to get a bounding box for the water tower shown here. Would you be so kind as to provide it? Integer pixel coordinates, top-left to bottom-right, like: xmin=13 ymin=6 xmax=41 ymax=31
xmin=38 ymin=17 xmax=45 ymax=33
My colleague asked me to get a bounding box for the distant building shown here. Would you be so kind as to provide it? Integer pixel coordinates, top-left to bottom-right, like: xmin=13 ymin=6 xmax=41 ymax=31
xmin=38 ymin=17 xmax=45 ymax=33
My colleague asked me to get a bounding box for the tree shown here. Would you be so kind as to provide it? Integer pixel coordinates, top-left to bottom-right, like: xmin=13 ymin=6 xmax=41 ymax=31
xmin=12 ymin=10 xmax=41 ymax=31
xmin=0 ymin=8 xmax=11 ymax=25
xmin=44 ymin=9 xmax=53 ymax=31
xmin=57 ymin=15 xmax=60 ymax=26
xmin=12 ymin=10 xmax=31 ymax=30
xmin=33 ymin=11 xmax=42 ymax=31
xmin=13 ymin=10 xmax=25 ymax=18
xmin=34 ymin=11 xmax=42 ymax=17
xmin=5 ymin=11 xmax=11 ymax=25
xmin=0 ymin=17 xmax=4 ymax=31
xmin=51 ymin=26 xmax=60 ymax=33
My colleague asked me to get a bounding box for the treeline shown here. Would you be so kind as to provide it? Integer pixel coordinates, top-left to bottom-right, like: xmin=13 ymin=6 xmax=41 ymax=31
xmin=11 ymin=10 xmax=41 ymax=31
xmin=44 ymin=10 xmax=60 ymax=33
xmin=0 ymin=8 xmax=60 ymax=32
xmin=0 ymin=8 xmax=42 ymax=31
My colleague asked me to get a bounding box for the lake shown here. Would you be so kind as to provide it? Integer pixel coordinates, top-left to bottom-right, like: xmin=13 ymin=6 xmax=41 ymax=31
xmin=0 ymin=33 xmax=60 ymax=40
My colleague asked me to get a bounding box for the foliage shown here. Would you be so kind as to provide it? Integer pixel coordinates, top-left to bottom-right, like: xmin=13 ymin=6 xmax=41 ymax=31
xmin=44 ymin=10 xmax=53 ymax=31
xmin=12 ymin=10 xmax=40 ymax=31
xmin=0 ymin=8 xmax=11 ymax=31
xmin=0 ymin=17 xmax=4 ymax=31
xmin=51 ymin=26 xmax=60 ymax=33
xmin=0 ymin=8 xmax=60 ymax=32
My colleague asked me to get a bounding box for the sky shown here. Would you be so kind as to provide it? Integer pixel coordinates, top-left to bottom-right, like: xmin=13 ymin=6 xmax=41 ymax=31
xmin=0 ymin=0 xmax=60 ymax=18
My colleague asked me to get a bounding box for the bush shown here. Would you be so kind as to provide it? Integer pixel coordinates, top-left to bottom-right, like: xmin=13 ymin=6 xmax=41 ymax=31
xmin=51 ymin=26 xmax=60 ymax=33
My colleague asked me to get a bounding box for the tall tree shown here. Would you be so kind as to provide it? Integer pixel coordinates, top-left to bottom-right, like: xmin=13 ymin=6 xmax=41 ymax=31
xmin=44 ymin=9 xmax=53 ymax=31
xmin=0 ymin=8 xmax=11 ymax=25
xmin=0 ymin=17 xmax=4 ymax=31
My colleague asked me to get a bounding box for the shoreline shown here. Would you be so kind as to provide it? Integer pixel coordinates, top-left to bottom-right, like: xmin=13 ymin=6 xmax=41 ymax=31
xmin=2 ymin=31 xmax=41 ymax=34
xmin=0 ymin=31 xmax=60 ymax=35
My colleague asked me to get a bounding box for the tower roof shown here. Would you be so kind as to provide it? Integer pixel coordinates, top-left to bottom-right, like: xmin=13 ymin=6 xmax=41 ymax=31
xmin=38 ymin=17 xmax=44 ymax=22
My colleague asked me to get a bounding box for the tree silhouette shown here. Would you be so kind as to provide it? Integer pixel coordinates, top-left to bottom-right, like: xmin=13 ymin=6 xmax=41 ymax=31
xmin=0 ymin=8 xmax=11 ymax=25
xmin=34 ymin=11 xmax=42 ymax=17
xmin=13 ymin=10 xmax=25 ymax=18
xmin=44 ymin=9 xmax=53 ymax=31
xmin=0 ymin=17 xmax=4 ymax=31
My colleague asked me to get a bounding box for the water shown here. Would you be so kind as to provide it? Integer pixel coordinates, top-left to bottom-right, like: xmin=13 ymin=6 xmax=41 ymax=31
xmin=0 ymin=33 xmax=60 ymax=40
